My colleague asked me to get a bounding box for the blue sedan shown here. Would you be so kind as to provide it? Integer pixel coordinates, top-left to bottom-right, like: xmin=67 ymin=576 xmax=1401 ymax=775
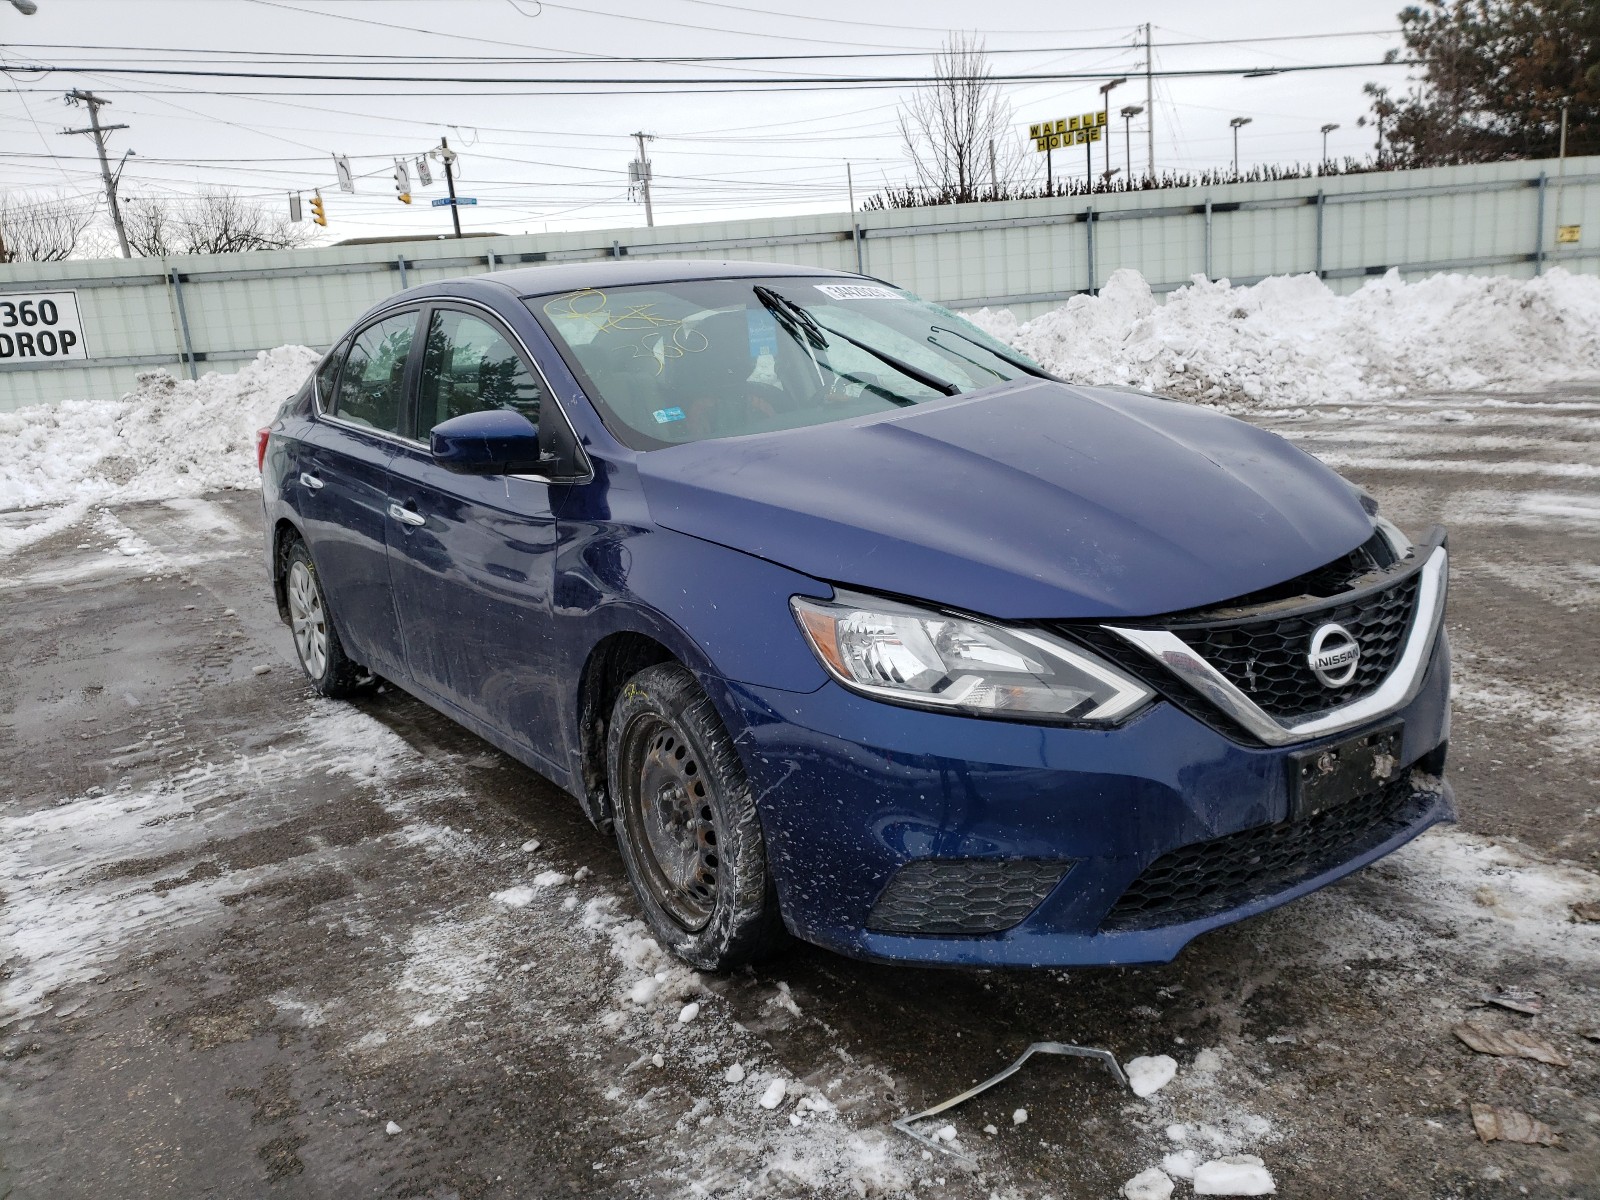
xmin=258 ymin=260 xmax=1452 ymax=971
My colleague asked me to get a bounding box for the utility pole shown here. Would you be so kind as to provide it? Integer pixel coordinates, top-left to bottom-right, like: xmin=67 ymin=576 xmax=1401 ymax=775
xmin=846 ymin=161 xmax=862 ymax=273
xmin=1320 ymin=123 xmax=1340 ymax=171
xmin=62 ymin=89 xmax=131 ymax=258
xmin=631 ymin=131 xmax=655 ymax=227
xmin=1143 ymin=23 xmax=1154 ymax=180
xmin=438 ymin=136 xmax=462 ymax=238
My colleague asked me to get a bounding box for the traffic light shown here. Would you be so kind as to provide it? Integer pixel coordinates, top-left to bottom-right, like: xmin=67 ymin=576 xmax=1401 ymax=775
xmin=310 ymin=193 xmax=327 ymax=227
xmin=394 ymin=158 xmax=412 ymax=205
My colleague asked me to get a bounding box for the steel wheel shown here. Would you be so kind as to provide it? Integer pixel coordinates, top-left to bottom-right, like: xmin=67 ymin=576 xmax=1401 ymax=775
xmin=619 ymin=712 xmax=721 ymax=931
xmin=606 ymin=662 xmax=787 ymax=970
xmin=286 ymin=558 xmax=328 ymax=680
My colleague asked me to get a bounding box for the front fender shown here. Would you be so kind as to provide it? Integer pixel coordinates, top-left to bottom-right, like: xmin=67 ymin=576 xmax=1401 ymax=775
xmin=554 ymin=518 xmax=831 ymax=702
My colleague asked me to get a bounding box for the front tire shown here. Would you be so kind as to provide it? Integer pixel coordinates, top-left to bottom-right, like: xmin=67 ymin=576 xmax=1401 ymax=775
xmin=607 ymin=663 xmax=787 ymax=971
xmin=282 ymin=538 xmax=370 ymax=699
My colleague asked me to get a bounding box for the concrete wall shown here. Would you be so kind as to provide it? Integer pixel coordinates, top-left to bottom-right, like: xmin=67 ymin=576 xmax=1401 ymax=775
xmin=2 ymin=156 xmax=1597 ymax=411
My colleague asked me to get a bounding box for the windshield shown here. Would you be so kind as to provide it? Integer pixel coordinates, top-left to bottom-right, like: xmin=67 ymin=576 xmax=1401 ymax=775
xmin=525 ymin=276 xmax=1050 ymax=450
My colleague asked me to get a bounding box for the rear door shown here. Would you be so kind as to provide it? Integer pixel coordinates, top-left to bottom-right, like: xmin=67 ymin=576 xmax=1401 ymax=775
xmin=385 ymin=304 xmax=568 ymax=771
xmin=299 ymin=308 xmax=421 ymax=679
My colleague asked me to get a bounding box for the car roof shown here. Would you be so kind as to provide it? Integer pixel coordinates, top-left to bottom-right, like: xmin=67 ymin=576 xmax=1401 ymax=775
xmin=480 ymin=258 xmax=857 ymax=298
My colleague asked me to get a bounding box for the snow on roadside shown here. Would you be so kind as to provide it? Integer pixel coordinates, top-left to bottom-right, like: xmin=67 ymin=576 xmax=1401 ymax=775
xmin=970 ymin=267 xmax=1600 ymax=409
xmin=0 ymin=345 xmax=316 ymax=556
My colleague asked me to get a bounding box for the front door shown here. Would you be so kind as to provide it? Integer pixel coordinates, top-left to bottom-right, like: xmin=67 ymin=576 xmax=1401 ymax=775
xmin=385 ymin=305 xmax=565 ymax=771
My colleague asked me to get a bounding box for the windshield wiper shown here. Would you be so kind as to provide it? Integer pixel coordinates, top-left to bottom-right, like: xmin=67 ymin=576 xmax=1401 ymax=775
xmin=754 ymin=286 xmax=961 ymax=399
xmin=753 ymin=285 xmax=827 ymax=350
xmin=930 ymin=325 xmax=1058 ymax=381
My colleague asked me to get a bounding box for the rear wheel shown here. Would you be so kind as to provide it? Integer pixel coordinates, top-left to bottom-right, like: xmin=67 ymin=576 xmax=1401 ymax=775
xmin=283 ymin=539 xmax=370 ymax=698
xmin=607 ymin=663 xmax=786 ymax=971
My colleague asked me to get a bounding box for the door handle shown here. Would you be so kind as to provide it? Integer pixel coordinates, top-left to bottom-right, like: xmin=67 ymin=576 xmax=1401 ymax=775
xmin=299 ymin=472 xmax=324 ymax=490
xmin=388 ymin=502 xmax=426 ymax=528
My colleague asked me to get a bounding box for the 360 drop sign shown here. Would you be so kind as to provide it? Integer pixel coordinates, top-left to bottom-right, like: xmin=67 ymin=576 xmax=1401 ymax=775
xmin=0 ymin=291 xmax=89 ymax=362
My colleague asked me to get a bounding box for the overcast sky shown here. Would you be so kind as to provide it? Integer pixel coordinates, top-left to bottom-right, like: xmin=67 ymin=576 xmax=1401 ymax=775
xmin=1 ymin=0 xmax=1416 ymax=243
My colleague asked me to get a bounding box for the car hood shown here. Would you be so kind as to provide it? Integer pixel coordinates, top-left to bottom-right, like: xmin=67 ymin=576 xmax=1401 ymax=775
xmin=636 ymin=380 xmax=1374 ymax=620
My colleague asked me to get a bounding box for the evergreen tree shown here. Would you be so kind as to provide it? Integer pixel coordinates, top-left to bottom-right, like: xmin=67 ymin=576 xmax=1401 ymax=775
xmin=1364 ymin=0 xmax=1598 ymax=166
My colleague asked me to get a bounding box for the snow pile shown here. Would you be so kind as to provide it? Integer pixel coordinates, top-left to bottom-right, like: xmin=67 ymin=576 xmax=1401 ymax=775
xmin=0 ymin=345 xmax=317 ymax=555
xmin=971 ymin=267 xmax=1600 ymax=408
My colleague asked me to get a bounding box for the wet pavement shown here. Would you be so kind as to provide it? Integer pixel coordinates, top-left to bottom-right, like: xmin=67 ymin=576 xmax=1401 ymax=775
xmin=3 ymin=390 xmax=1599 ymax=1199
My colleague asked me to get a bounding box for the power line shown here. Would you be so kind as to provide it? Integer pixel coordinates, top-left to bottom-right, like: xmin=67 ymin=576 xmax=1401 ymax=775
xmin=8 ymin=59 xmax=1414 ymax=86
xmin=4 ymin=30 xmax=1402 ymax=62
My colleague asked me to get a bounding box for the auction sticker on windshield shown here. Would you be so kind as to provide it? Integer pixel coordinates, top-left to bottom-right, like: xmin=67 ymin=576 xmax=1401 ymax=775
xmin=0 ymin=292 xmax=88 ymax=362
xmin=813 ymin=284 xmax=899 ymax=301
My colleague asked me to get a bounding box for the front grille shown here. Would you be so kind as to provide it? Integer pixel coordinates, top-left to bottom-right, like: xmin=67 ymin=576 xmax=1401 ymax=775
xmin=866 ymin=859 xmax=1073 ymax=935
xmin=1100 ymin=777 xmax=1427 ymax=931
xmin=1168 ymin=572 xmax=1420 ymax=721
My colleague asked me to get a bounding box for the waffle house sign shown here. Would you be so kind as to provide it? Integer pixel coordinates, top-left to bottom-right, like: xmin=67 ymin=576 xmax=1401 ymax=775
xmin=1030 ymin=111 xmax=1106 ymax=151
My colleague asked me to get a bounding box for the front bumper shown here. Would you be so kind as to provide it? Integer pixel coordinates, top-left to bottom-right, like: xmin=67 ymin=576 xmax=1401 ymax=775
xmin=719 ymin=628 xmax=1452 ymax=968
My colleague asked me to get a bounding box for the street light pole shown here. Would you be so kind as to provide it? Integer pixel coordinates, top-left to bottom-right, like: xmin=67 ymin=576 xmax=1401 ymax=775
xmin=1320 ymin=123 xmax=1340 ymax=171
xmin=1099 ymin=77 xmax=1125 ymax=188
xmin=1121 ymin=104 xmax=1143 ymax=183
xmin=1554 ymin=98 xmax=1570 ymax=257
xmin=1229 ymin=116 xmax=1252 ymax=175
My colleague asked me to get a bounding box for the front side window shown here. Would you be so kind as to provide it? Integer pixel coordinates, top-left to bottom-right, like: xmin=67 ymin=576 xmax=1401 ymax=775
xmin=416 ymin=308 xmax=544 ymax=434
xmin=331 ymin=311 xmax=417 ymax=435
xmin=527 ymin=277 xmax=1047 ymax=451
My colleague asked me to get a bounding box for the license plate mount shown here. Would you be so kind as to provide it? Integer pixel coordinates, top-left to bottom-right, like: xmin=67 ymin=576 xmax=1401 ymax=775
xmin=1287 ymin=721 xmax=1403 ymax=822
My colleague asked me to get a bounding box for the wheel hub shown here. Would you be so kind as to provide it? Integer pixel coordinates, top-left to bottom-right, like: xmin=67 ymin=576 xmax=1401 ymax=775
xmin=626 ymin=718 xmax=721 ymax=931
xmin=286 ymin=559 xmax=328 ymax=680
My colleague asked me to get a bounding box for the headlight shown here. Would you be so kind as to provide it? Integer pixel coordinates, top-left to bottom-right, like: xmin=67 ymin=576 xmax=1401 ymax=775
xmin=791 ymin=590 xmax=1153 ymax=723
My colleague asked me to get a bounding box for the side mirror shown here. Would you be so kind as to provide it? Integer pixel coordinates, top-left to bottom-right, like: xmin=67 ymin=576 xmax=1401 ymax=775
xmin=430 ymin=409 xmax=555 ymax=475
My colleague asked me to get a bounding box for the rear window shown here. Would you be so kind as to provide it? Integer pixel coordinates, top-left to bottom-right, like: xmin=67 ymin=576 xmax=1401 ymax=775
xmin=331 ymin=311 xmax=417 ymax=435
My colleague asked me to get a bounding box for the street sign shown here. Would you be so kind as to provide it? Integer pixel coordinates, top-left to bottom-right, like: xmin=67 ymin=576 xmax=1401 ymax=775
xmin=334 ymin=154 xmax=354 ymax=193
xmin=1557 ymin=224 xmax=1581 ymax=244
xmin=431 ymin=197 xmax=478 ymax=207
xmin=1029 ymin=111 xmax=1106 ymax=152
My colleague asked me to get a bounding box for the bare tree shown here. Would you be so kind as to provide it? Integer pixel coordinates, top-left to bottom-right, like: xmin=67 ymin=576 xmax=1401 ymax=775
xmin=121 ymin=193 xmax=179 ymax=258
xmin=122 ymin=188 xmax=314 ymax=256
xmin=896 ymin=33 xmax=1028 ymax=204
xmin=0 ymin=191 xmax=97 ymax=262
